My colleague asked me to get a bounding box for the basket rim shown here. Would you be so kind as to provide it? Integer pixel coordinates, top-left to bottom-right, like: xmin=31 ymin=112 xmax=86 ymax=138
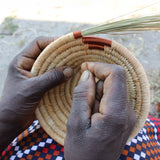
xmin=31 ymin=32 xmax=150 ymax=145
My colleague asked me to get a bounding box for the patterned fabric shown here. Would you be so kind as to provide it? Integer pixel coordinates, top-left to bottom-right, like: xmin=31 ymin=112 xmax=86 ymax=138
xmin=119 ymin=116 xmax=160 ymax=160
xmin=1 ymin=116 xmax=160 ymax=160
xmin=1 ymin=120 xmax=64 ymax=160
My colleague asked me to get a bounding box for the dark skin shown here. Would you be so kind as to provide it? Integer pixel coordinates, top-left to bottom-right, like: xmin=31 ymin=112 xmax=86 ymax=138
xmin=0 ymin=37 xmax=136 ymax=160
xmin=64 ymin=62 xmax=136 ymax=160
xmin=0 ymin=37 xmax=73 ymax=153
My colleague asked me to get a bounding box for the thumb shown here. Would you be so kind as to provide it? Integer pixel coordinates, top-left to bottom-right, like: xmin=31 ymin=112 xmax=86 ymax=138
xmin=68 ymin=70 xmax=95 ymax=130
xmin=31 ymin=67 xmax=73 ymax=94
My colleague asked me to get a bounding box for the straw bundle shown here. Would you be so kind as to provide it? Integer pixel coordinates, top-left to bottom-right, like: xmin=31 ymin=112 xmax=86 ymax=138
xmin=30 ymin=14 xmax=160 ymax=145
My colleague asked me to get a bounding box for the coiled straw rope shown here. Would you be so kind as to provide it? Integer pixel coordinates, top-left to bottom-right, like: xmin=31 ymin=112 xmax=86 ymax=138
xmin=31 ymin=30 xmax=150 ymax=145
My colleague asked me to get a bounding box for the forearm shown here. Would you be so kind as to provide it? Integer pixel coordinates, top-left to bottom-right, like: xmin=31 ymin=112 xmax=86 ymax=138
xmin=0 ymin=102 xmax=24 ymax=153
xmin=0 ymin=121 xmax=21 ymax=153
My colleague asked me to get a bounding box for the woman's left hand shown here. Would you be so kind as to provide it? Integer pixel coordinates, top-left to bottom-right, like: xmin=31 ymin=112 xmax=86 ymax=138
xmin=0 ymin=37 xmax=73 ymax=152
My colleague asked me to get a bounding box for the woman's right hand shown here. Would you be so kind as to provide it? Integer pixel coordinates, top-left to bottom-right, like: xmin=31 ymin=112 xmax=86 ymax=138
xmin=64 ymin=62 xmax=136 ymax=160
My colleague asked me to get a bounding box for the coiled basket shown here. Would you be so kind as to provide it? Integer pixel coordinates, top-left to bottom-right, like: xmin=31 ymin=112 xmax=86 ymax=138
xmin=31 ymin=31 xmax=150 ymax=146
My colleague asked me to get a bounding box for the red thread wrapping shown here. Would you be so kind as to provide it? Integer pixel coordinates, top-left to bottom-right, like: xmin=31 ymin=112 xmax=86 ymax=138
xmin=88 ymin=44 xmax=104 ymax=50
xmin=73 ymin=31 xmax=82 ymax=39
xmin=82 ymin=36 xmax=112 ymax=47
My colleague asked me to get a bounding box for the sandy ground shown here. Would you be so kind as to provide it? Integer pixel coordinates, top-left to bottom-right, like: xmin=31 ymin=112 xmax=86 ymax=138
xmin=0 ymin=0 xmax=160 ymax=117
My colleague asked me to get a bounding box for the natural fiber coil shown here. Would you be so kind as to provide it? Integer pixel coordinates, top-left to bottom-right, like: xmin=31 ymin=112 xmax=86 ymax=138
xmin=31 ymin=32 xmax=150 ymax=146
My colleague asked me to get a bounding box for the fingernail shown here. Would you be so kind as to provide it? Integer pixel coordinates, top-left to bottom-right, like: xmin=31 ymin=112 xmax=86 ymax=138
xmin=80 ymin=70 xmax=91 ymax=82
xmin=63 ymin=67 xmax=74 ymax=80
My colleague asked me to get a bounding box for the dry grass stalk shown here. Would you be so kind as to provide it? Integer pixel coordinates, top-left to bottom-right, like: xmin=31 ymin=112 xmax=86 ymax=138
xmin=82 ymin=14 xmax=160 ymax=36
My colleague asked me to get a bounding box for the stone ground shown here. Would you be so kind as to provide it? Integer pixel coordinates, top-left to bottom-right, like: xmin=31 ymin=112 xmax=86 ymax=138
xmin=0 ymin=0 xmax=160 ymax=117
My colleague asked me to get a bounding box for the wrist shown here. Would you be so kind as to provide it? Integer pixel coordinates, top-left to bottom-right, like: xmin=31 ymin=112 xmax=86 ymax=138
xmin=0 ymin=99 xmax=18 ymax=124
xmin=0 ymin=120 xmax=22 ymax=153
xmin=0 ymin=98 xmax=35 ymax=130
xmin=0 ymin=101 xmax=25 ymax=153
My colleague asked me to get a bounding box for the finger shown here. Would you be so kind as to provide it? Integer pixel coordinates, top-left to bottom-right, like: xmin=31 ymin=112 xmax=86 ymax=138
xmin=17 ymin=68 xmax=33 ymax=78
xmin=92 ymin=100 xmax=100 ymax=114
xmin=17 ymin=56 xmax=35 ymax=78
xmin=67 ymin=70 xmax=95 ymax=131
xmin=17 ymin=36 xmax=56 ymax=72
xmin=21 ymin=36 xmax=56 ymax=59
xmin=29 ymin=67 xmax=73 ymax=95
xmin=81 ymin=62 xmax=123 ymax=80
xmin=92 ymin=80 xmax=103 ymax=114
xmin=82 ymin=62 xmax=127 ymax=115
xmin=127 ymin=104 xmax=137 ymax=132
xmin=95 ymin=80 xmax=103 ymax=101
xmin=17 ymin=56 xmax=35 ymax=73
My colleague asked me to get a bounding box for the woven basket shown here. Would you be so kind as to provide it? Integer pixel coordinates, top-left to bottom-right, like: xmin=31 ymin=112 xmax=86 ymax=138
xmin=31 ymin=31 xmax=150 ymax=146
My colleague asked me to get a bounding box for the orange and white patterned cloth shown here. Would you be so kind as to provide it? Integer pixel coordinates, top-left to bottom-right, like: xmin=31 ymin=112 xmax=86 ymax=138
xmin=1 ymin=116 xmax=160 ymax=160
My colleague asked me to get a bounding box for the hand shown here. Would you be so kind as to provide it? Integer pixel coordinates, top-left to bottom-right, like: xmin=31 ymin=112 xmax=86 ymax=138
xmin=0 ymin=37 xmax=73 ymax=152
xmin=64 ymin=62 xmax=136 ymax=160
